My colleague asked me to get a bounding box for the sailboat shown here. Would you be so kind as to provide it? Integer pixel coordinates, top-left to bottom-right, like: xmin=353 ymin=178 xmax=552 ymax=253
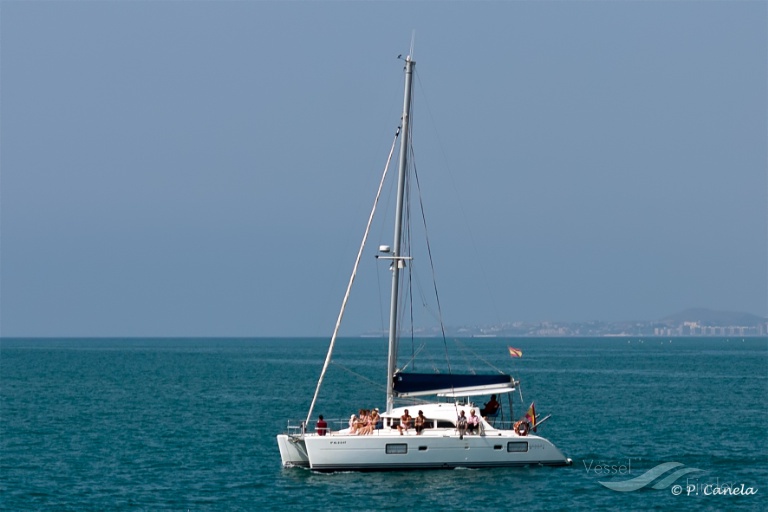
xmin=276 ymin=53 xmax=571 ymax=471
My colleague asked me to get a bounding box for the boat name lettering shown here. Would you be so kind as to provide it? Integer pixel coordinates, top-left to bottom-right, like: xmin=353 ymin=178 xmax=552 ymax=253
xmin=330 ymin=441 xmax=347 ymax=445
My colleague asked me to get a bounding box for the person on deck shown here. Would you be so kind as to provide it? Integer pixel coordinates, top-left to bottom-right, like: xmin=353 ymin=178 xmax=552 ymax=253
xmin=397 ymin=409 xmax=412 ymax=435
xmin=357 ymin=409 xmax=371 ymax=435
xmin=316 ymin=415 xmax=328 ymax=436
xmin=457 ymin=410 xmax=468 ymax=440
xmin=414 ymin=410 xmax=426 ymax=435
xmin=480 ymin=394 xmax=500 ymax=417
xmin=352 ymin=409 xmax=366 ymax=434
xmin=467 ymin=409 xmax=479 ymax=435
xmin=365 ymin=409 xmax=380 ymax=435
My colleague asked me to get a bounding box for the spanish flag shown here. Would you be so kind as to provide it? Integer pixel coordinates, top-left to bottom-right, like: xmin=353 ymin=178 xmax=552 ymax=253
xmin=525 ymin=402 xmax=536 ymax=431
xmin=508 ymin=346 xmax=523 ymax=358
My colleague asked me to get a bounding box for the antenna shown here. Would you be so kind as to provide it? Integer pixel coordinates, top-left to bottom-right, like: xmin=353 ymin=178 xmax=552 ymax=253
xmin=409 ymin=30 xmax=416 ymax=60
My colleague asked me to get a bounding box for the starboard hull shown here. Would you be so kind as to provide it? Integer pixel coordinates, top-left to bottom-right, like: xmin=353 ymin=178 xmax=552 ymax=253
xmin=292 ymin=431 xmax=571 ymax=472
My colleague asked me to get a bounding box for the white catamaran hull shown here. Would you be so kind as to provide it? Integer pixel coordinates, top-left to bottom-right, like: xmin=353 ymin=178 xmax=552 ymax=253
xmin=279 ymin=430 xmax=570 ymax=471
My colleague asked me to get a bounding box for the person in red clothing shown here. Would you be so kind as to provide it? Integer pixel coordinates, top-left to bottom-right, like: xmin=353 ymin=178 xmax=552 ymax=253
xmin=480 ymin=394 xmax=500 ymax=417
xmin=316 ymin=415 xmax=328 ymax=436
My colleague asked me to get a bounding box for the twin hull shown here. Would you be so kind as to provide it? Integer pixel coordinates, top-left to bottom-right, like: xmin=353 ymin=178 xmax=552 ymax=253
xmin=277 ymin=431 xmax=570 ymax=471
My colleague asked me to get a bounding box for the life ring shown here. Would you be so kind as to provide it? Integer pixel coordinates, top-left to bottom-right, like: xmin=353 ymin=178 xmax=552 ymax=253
xmin=514 ymin=420 xmax=529 ymax=436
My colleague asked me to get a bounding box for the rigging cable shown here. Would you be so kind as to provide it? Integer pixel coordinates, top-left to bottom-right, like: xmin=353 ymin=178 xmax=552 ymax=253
xmin=330 ymin=361 xmax=387 ymax=393
xmin=452 ymin=338 xmax=508 ymax=374
xmin=413 ymin=68 xmax=506 ymax=333
xmin=411 ymin=155 xmax=451 ymax=377
xmin=305 ymin=127 xmax=401 ymax=426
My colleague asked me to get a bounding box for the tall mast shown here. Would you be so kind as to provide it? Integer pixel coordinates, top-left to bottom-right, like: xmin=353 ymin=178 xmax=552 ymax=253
xmin=386 ymin=55 xmax=415 ymax=414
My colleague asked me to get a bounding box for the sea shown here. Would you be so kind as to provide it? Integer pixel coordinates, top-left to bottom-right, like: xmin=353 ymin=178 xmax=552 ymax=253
xmin=1 ymin=336 xmax=766 ymax=511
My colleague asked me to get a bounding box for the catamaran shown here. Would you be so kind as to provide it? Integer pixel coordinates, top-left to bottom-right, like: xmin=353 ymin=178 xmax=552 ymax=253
xmin=277 ymin=52 xmax=571 ymax=471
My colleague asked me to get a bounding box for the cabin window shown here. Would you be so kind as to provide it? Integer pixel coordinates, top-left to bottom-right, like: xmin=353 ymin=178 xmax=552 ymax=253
xmin=494 ymin=445 xmax=503 ymax=450
xmin=436 ymin=420 xmax=455 ymax=428
xmin=418 ymin=446 xmax=428 ymax=451
xmin=386 ymin=443 xmax=408 ymax=455
xmin=507 ymin=442 xmax=528 ymax=453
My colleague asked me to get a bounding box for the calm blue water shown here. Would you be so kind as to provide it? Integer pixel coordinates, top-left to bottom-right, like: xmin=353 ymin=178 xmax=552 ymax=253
xmin=1 ymin=337 xmax=766 ymax=511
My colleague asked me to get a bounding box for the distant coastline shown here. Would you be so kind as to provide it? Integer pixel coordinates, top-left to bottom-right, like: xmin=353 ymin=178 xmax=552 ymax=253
xmin=361 ymin=308 xmax=768 ymax=338
xmin=1 ymin=309 xmax=764 ymax=340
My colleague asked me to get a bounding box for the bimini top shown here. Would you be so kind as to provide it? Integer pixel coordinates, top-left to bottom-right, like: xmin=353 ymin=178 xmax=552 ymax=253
xmin=392 ymin=372 xmax=516 ymax=398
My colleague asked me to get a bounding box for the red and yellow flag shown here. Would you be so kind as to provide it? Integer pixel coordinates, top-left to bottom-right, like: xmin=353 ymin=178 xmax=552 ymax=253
xmin=508 ymin=346 xmax=523 ymax=358
xmin=525 ymin=402 xmax=536 ymax=429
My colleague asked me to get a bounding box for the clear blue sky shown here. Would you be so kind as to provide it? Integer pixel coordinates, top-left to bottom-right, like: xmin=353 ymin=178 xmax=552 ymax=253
xmin=1 ymin=1 xmax=766 ymax=337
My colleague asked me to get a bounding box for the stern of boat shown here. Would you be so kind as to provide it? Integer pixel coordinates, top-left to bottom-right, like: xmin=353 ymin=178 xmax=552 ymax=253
xmin=529 ymin=434 xmax=572 ymax=466
xmin=276 ymin=434 xmax=310 ymax=468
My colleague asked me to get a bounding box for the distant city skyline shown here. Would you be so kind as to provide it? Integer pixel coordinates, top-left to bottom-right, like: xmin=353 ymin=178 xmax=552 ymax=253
xmin=2 ymin=2 xmax=766 ymax=337
xmin=358 ymin=307 xmax=768 ymax=338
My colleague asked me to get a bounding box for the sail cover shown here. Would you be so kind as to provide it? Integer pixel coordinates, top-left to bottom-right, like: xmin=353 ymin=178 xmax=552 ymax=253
xmin=392 ymin=372 xmax=515 ymax=397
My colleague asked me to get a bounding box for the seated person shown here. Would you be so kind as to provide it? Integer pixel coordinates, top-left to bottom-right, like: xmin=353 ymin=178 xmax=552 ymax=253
xmin=480 ymin=394 xmax=500 ymax=417
xmin=457 ymin=410 xmax=467 ymax=440
xmin=414 ymin=410 xmax=426 ymax=435
xmin=467 ymin=409 xmax=479 ymax=435
xmin=351 ymin=408 xmax=367 ymax=434
xmin=361 ymin=409 xmax=377 ymax=435
xmin=397 ymin=409 xmax=412 ymax=435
